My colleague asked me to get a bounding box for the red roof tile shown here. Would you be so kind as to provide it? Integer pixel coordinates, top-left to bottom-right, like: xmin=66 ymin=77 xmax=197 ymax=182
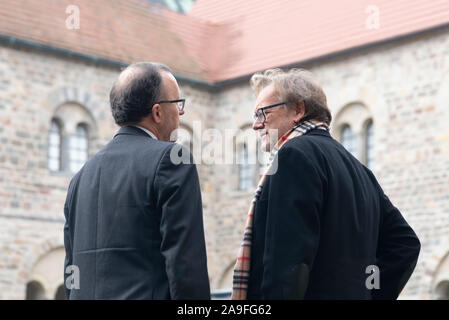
xmin=1 ymin=0 xmax=449 ymax=84
xmin=0 ymin=0 xmax=207 ymax=81
xmin=190 ymin=0 xmax=449 ymax=82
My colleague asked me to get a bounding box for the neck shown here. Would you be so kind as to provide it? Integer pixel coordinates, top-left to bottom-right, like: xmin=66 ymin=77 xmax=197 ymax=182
xmin=135 ymin=121 xmax=161 ymax=140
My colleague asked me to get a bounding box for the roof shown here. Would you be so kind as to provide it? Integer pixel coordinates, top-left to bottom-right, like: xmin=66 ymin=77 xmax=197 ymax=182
xmin=189 ymin=0 xmax=449 ymax=82
xmin=146 ymin=0 xmax=196 ymax=14
xmin=0 ymin=0 xmax=207 ymax=81
xmin=1 ymin=0 xmax=449 ymax=84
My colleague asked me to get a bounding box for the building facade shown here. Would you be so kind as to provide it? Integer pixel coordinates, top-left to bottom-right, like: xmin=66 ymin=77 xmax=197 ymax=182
xmin=1 ymin=0 xmax=449 ymax=300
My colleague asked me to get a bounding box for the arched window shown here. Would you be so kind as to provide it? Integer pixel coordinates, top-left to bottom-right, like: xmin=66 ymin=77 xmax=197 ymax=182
xmin=333 ymin=103 xmax=375 ymax=169
xmin=54 ymin=284 xmax=66 ymax=300
xmin=234 ymin=126 xmax=260 ymax=191
xmin=69 ymin=124 xmax=88 ymax=173
xmin=365 ymin=120 xmax=374 ymax=169
xmin=435 ymin=280 xmax=449 ymax=300
xmin=26 ymin=247 xmax=66 ymax=300
xmin=26 ymin=280 xmax=46 ymax=300
xmin=432 ymin=251 xmax=449 ymax=299
xmin=341 ymin=125 xmax=357 ymax=157
xmin=49 ymin=102 xmax=96 ymax=175
xmin=48 ymin=120 xmax=62 ymax=171
xmin=239 ymin=143 xmax=252 ymax=191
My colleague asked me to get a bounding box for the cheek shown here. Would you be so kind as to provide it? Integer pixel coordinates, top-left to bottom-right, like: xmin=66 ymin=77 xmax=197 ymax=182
xmin=172 ymin=110 xmax=178 ymax=122
xmin=265 ymin=114 xmax=279 ymax=128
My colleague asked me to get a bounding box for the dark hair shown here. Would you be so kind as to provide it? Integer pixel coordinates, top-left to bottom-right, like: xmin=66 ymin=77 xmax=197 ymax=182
xmin=109 ymin=62 xmax=171 ymax=125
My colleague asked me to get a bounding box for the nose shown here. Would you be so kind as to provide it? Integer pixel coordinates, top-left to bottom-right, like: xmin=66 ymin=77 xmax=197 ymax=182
xmin=179 ymin=109 xmax=185 ymax=116
xmin=252 ymin=118 xmax=264 ymax=130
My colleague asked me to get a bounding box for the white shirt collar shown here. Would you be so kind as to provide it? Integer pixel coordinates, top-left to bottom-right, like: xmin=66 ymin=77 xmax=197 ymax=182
xmin=131 ymin=125 xmax=158 ymax=140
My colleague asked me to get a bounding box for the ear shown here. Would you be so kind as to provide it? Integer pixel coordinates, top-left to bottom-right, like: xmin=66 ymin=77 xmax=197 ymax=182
xmin=293 ymin=100 xmax=306 ymax=124
xmin=151 ymin=104 xmax=162 ymax=124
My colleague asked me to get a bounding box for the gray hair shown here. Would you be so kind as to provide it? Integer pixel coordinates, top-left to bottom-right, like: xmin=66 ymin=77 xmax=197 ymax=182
xmin=250 ymin=68 xmax=332 ymax=125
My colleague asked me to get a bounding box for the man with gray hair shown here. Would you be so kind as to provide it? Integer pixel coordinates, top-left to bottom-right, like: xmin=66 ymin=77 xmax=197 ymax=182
xmin=232 ymin=68 xmax=420 ymax=300
xmin=63 ymin=62 xmax=210 ymax=299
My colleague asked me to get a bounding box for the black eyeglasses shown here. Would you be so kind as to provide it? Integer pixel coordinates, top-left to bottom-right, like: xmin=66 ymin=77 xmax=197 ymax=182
xmin=156 ymin=99 xmax=185 ymax=111
xmin=253 ymin=102 xmax=289 ymax=123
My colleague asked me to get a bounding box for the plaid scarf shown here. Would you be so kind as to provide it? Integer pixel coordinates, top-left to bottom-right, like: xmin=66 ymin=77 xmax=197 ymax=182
xmin=231 ymin=120 xmax=329 ymax=300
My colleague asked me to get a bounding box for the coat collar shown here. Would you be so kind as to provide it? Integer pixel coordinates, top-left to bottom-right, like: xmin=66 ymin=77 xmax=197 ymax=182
xmin=304 ymin=128 xmax=332 ymax=137
xmin=114 ymin=125 xmax=155 ymax=139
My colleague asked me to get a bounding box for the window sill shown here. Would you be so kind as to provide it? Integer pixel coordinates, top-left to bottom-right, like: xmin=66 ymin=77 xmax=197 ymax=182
xmin=48 ymin=170 xmax=75 ymax=178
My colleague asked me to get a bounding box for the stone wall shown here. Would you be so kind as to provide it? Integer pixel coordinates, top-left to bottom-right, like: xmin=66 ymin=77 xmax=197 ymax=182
xmin=1 ymin=25 xmax=449 ymax=299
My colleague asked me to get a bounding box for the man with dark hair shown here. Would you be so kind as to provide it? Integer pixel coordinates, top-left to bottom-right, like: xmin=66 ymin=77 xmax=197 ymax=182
xmin=232 ymin=68 xmax=420 ymax=300
xmin=63 ymin=62 xmax=210 ymax=299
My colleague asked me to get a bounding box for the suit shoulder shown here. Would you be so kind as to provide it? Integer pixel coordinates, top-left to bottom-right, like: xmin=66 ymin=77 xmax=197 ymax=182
xmin=276 ymin=138 xmax=315 ymax=166
xmin=281 ymin=133 xmax=321 ymax=153
xmin=141 ymin=139 xmax=174 ymax=155
xmin=118 ymin=135 xmax=175 ymax=161
xmin=278 ymin=132 xmax=337 ymax=171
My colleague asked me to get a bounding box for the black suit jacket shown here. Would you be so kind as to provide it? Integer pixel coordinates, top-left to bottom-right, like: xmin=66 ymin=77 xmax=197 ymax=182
xmin=63 ymin=126 xmax=210 ymax=299
xmin=247 ymin=129 xmax=420 ymax=300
